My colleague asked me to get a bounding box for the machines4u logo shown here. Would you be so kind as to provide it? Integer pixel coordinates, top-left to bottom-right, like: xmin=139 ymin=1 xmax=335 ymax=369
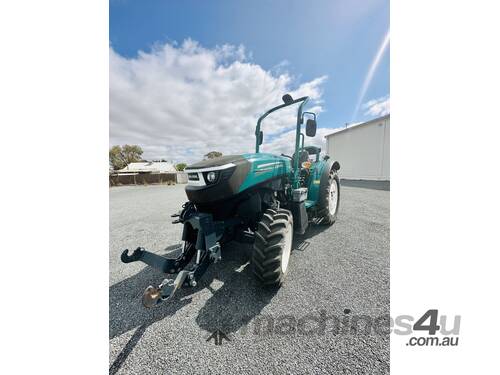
xmin=200 ymin=309 xmax=460 ymax=347
xmin=394 ymin=309 xmax=461 ymax=347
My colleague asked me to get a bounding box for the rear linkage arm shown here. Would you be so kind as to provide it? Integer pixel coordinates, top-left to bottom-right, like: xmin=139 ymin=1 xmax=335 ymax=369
xmin=120 ymin=202 xmax=226 ymax=307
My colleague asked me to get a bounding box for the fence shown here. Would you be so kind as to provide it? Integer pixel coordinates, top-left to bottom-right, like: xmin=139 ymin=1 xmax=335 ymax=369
xmin=109 ymin=172 xmax=187 ymax=187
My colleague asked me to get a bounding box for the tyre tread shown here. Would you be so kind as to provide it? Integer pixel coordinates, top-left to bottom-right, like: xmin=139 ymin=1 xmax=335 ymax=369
xmin=251 ymin=208 xmax=293 ymax=287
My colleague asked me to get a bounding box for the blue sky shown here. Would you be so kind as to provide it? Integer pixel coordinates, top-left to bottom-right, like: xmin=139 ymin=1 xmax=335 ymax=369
xmin=110 ymin=0 xmax=389 ymax=162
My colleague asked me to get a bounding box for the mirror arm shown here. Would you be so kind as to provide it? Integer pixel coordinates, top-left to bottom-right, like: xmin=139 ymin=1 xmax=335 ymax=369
xmin=302 ymin=111 xmax=316 ymax=123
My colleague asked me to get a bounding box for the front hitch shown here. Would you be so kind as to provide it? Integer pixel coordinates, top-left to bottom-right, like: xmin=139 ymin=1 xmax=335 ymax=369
xmin=142 ymin=270 xmax=191 ymax=308
xmin=141 ymin=243 xmax=221 ymax=308
xmin=120 ymin=208 xmax=224 ymax=307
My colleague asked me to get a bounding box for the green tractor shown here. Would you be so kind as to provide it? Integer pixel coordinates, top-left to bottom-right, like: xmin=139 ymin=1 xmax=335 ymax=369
xmin=121 ymin=94 xmax=340 ymax=307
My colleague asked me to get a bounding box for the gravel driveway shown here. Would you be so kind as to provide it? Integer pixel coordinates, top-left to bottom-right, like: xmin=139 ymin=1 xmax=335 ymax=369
xmin=109 ymin=183 xmax=390 ymax=374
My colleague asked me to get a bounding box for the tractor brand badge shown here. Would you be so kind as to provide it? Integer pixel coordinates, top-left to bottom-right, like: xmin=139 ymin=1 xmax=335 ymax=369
xmin=255 ymin=161 xmax=282 ymax=173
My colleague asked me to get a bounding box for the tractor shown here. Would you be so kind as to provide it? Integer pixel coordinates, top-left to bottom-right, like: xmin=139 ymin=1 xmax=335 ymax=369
xmin=121 ymin=94 xmax=340 ymax=307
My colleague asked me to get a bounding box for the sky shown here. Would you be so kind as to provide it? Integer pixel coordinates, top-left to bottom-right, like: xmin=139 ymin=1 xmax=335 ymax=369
xmin=110 ymin=0 xmax=390 ymax=163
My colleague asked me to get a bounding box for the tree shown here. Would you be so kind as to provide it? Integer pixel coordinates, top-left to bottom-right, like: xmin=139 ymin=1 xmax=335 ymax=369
xmin=175 ymin=163 xmax=187 ymax=171
xmin=109 ymin=145 xmax=144 ymax=170
xmin=204 ymin=151 xmax=223 ymax=159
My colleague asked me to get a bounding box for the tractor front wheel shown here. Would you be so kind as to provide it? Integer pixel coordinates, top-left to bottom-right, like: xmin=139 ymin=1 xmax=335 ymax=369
xmin=252 ymin=208 xmax=293 ymax=288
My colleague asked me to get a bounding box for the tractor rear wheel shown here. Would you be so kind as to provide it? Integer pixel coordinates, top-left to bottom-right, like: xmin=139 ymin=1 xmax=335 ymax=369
xmin=318 ymin=170 xmax=340 ymax=225
xmin=252 ymin=208 xmax=293 ymax=287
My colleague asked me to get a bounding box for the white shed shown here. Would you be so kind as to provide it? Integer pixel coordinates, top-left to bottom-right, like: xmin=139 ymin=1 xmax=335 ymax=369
xmin=325 ymin=114 xmax=390 ymax=181
xmin=117 ymin=161 xmax=177 ymax=174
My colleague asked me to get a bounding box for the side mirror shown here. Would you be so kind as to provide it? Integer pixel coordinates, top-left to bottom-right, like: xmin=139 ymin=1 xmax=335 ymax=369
xmin=282 ymin=94 xmax=294 ymax=104
xmin=306 ymin=119 xmax=317 ymax=137
xmin=258 ymin=131 xmax=264 ymax=145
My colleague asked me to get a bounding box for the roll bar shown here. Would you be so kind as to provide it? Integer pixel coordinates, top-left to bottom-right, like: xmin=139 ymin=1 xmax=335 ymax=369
xmin=254 ymin=95 xmax=310 ymax=188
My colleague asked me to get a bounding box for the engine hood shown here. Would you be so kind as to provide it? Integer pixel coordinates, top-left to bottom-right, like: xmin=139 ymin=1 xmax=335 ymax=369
xmin=184 ymin=153 xmax=291 ymax=203
xmin=184 ymin=155 xmax=247 ymax=170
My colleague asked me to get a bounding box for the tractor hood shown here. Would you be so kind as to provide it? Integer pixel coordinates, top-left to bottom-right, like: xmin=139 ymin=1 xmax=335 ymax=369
xmin=184 ymin=153 xmax=291 ymax=203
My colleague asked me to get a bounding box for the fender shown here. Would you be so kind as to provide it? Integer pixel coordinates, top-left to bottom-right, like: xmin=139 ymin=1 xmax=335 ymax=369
xmin=307 ymin=158 xmax=340 ymax=207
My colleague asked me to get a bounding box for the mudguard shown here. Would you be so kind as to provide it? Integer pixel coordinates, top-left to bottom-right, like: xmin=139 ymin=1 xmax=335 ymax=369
xmin=307 ymin=158 xmax=340 ymax=207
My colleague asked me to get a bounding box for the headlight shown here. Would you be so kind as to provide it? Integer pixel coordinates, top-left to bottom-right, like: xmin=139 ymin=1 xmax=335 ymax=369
xmin=206 ymin=171 xmax=217 ymax=183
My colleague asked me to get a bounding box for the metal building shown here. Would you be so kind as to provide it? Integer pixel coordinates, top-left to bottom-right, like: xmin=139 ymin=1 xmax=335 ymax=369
xmin=325 ymin=114 xmax=390 ymax=181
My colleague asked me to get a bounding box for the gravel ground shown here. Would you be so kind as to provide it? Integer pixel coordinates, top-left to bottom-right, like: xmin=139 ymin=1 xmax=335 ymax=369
xmin=109 ymin=183 xmax=390 ymax=375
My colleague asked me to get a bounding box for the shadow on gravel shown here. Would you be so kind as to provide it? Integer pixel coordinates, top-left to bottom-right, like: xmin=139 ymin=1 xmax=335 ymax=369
xmin=109 ymin=244 xmax=191 ymax=340
xmin=109 ymin=244 xmax=194 ymax=374
xmin=293 ymin=222 xmax=332 ymax=252
xmin=195 ymin=241 xmax=277 ymax=335
xmin=109 ymin=241 xmax=278 ymax=373
xmin=109 ymin=223 xmax=332 ymax=338
xmin=109 ymin=223 xmax=330 ymax=373
xmin=194 ymin=223 xmax=331 ymax=335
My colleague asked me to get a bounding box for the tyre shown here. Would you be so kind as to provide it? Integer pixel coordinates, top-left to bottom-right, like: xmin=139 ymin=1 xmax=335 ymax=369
xmin=252 ymin=208 xmax=294 ymax=287
xmin=318 ymin=170 xmax=340 ymax=225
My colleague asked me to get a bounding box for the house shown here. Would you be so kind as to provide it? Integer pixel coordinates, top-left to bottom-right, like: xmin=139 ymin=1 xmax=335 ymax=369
xmin=115 ymin=161 xmax=177 ymax=175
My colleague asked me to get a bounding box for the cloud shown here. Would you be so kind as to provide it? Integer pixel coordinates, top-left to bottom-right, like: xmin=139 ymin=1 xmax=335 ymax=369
xmin=110 ymin=40 xmax=328 ymax=163
xmin=363 ymin=95 xmax=390 ymax=117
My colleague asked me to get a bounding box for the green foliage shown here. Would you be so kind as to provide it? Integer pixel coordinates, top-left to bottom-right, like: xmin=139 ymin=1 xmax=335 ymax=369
xmin=175 ymin=163 xmax=187 ymax=171
xmin=204 ymin=151 xmax=223 ymax=159
xmin=109 ymin=144 xmax=144 ymax=170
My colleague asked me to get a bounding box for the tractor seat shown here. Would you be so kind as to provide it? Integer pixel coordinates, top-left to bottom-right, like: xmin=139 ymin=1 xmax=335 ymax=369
xmin=292 ymin=149 xmax=309 ymax=168
xmin=303 ymin=146 xmax=321 ymax=155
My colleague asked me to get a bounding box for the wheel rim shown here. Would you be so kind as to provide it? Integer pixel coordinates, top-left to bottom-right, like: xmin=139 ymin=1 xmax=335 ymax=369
xmin=328 ymin=178 xmax=339 ymax=215
xmin=281 ymin=223 xmax=293 ymax=273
